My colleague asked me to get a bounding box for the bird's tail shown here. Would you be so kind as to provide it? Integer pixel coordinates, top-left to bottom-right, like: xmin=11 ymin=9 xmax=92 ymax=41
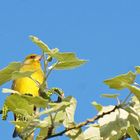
xmin=12 ymin=128 xmax=18 ymax=138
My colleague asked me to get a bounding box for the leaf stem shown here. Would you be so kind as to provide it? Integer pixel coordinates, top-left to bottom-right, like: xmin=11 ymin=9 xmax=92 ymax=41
xmin=122 ymin=92 xmax=132 ymax=105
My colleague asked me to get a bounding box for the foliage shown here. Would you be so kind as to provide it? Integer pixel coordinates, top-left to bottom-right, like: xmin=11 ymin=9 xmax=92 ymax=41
xmin=1 ymin=36 xmax=140 ymax=140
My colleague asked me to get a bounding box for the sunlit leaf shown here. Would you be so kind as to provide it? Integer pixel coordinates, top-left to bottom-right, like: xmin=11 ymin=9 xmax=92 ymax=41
xmin=2 ymin=88 xmax=20 ymax=94
xmin=92 ymin=101 xmax=102 ymax=112
xmin=53 ymin=60 xmax=87 ymax=70
xmin=53 ymin=52 xmax=81 ymax=62
xmin=63 ymin=96 xmax=77 ymax=127
xmin=101 ymin=94 xmax=120 ymax=98
xmin=131 ymin=96 xmax=140 ymax=116
xmin=5 ymin=94 xmax=34 ymax=115
xmin=65 ymin=123 xmax=85 ymax=140
xmin=135 ymin=66 xmax=140 ymax=74
xmin=12 ymin=71 xmax=35 ymax=80
xmin=127 ymin=85 xmax=140 ymax=100
xmin=50 ymin=52 xmax=87 ymax=70
xmin=11 ymin=121 xmax=28 ymax=128
xmin=0 ymin=62 xmax=21 ymax=86
xmin=98 ymin=107 xmax=129 ymax=139
xmin=127 ymin=125 xmax=140 ymax=140
xmin=84 ymin=125 xmax=101 ymax=140
xmin=29 ymin=35 xmax=51 ymax=53
xmin=38 ymin=101 xmax=70 ymax=117
xmin=22 ymin=95 xmax=48 ymax=108
xmin=29 ymin=35 xmax=59 ymax=55
xmin=36 ymin=128 xmax=48 ymax=140
xmin=104 ymin=71 xmax=136 ymax=90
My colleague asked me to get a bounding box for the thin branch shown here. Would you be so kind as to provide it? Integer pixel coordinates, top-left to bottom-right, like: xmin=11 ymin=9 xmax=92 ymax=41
xmin=43 ymin=105 xmax=120 ymax=140
xmin=42 ymin=51 xmax=54 ymax=133
xmin=46 ymin=62 xmax=58 ymax=79
xmin=122 ymin=92 xmax=132 ymax=105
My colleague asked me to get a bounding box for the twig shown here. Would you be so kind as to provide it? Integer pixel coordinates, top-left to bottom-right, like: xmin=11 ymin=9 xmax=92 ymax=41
xmin=43 ymin=105 xmax=120 ymax=140
xmin=122 ymin=92 xmax=132 ymax=105
xmin=46 ymin=62 xmax=58 ymax=79
xmin=42 ymin=51 xmax=54 ymax=134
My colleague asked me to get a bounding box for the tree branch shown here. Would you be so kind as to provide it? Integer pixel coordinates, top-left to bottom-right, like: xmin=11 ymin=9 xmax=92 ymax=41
xmin=43 ymin=105 xmax=120 ymax=140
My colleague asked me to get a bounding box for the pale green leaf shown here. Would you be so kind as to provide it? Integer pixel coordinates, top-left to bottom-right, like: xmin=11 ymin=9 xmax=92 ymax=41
xmin=101 ymin=94 xmax=120 ymax=98
xmin=98 ymin=107 xmax=129 ymax=139
xmin=63 ymin=96 xmax=77 ymax=127
xmin=53 ymin=60 xmax=87 ymax=70
xmin=84 ymin=126 xmax=101 ymax=140
xmin=38 ymin=101 xmax=70 ymax=117
xmin=104 ymin=71 xmax=136 ymax=90
xmin=2 ymin=88 xmax=20 ymax=94
xmin=22 ymin=95 xmax=48 ymax=108
xmin=36 ymin=128 xmax=49 ymax=140
xmin=0 ymin=62 xmax=21 ymax=86
xmin=29 ymin=35 xmax=51 ymax=53
xmin=29 ymin=35 xmax=59 ymax=56
xmin=127 ymin=125 xmax=140 ymax=140
xmin=65 ymin=123 xmax=85 ymax=140
xmin=5 ymin=94 xmax=34 ymax=115
xmin=11 ymin=121 xmax=28 ymax=128
xmin=53 ymin=52 xmax=81 ymax=62
xmin=135 ymin=66 xmax=140 ymax=74
xmin=50 ymin=52 xmax=87 ymax=70
xmin=127 ymin=85 xmax=140 ymax=100
xmin=92 ymin=101 xmax=102 ymax=112
xmin=12 ymin=71 xmax=35 ymax=80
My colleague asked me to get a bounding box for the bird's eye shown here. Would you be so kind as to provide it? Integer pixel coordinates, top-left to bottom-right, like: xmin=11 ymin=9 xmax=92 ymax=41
xmin=30 ymin=55 xmax=36 ymax=59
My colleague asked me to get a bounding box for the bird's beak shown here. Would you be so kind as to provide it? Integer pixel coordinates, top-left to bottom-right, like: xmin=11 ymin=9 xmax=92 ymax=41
xmin=35 ymin=55 xmax=43 ymax=61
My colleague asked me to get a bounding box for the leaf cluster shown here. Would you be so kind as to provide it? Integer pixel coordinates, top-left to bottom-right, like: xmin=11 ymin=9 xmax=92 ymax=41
xmin=1 ymin=36 xmax=140 ymax=140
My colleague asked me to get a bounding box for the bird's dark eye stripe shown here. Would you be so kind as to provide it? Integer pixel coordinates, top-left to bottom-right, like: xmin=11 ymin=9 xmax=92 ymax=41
xmin=30 ymin=55 xmax=36 ymax=58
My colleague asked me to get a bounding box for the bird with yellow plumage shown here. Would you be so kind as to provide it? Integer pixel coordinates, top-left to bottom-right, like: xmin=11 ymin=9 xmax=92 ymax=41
xmin=12 ymin=54 xmax=44 ymax=139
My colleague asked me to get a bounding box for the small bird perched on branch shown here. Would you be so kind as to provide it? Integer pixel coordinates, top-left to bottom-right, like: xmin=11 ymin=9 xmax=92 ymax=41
xmin=12 ymin=54 xmax=44 ymax=139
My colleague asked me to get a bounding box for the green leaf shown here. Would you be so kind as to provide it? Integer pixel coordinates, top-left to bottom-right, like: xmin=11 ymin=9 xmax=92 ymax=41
xmin=84 ymin=125 xmax=101 ymax=140
xmin=98 ymin=107 xmax=129 ymax=139
xmin=104 ymin=71 xmax=136 ymax=90
xmin=5 ymin=94 xmax=34 ymax=115
xmin=53 ymin=60 xmax=87 ymax=70
xmin=29 ymin=35 xmax=59 ymax=55
xmin=11 ymin=121 xmax=28 ymax=128
xmin=2 ymin=88 xmax=20 ymax=94
xmin=135 ymin=66 xmax=140 ymax=74
xmin=12 ymin=71 xmax=35 ymax=80
xmin=51 ymin=52 xmax=87 ymax=70
xmin=53 ymin=52 xmax=80 ymax=61
xmin=36 ymin=128 xmax=48 ymax=140
xmin=92 ymin=101 xmax=103 ymax=112
xmin=127 ymin=125 xmax=140 ymax=140
xmin=0 ymin=62 xmax=21 ymax=86
xmin=2 ymin=104 xmax=9 ymax=120
xmin=101 ymin=93 xmax=120 ymax=98
xmin=127 ymin=85 xmax=140 ymax=100
xmin=29 ymin=35 xmax=51 ymax=53
xmin=22 ymin=95 xmax=48 ymax=108
xmin=63 ymin=96 xmax=77 ymax=127
xmin=65 ymin=123 xmax=85 ymax=140
xmin=38 ymin=100 xmax=70 ymax=117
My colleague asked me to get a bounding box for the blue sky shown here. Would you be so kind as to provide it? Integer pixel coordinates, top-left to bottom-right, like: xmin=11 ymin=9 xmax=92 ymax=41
xmin=0 ymin=0 xmax=140 ymax=139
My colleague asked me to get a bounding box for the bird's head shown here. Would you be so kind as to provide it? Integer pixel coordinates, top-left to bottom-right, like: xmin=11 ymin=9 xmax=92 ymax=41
xmin=23 ymin=54 xmax=42 ymax=65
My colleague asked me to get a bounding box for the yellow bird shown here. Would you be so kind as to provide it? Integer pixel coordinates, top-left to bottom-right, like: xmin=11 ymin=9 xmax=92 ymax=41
xmin=12 ymin=54 xmax=44 ymax=139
